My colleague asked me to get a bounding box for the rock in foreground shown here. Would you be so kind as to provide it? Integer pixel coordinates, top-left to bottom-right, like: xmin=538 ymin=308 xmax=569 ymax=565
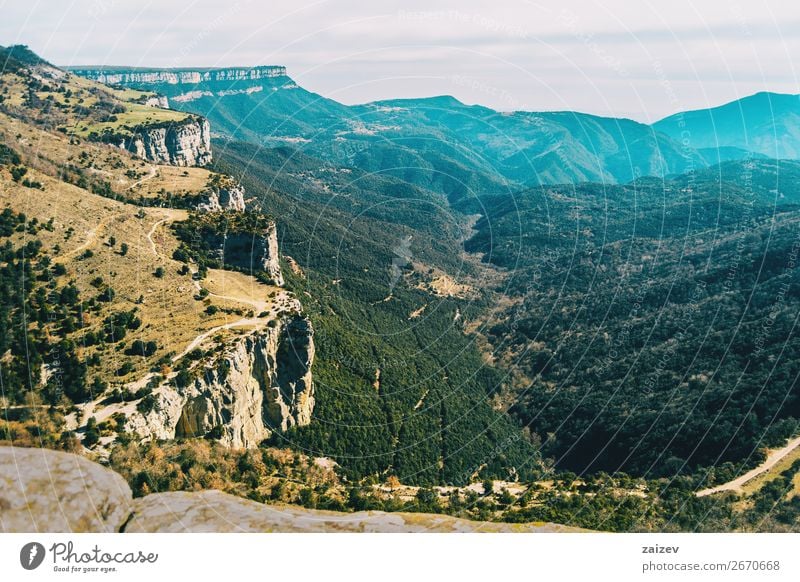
xmin=0 ymin=447 xmax=579 ymax=533
xmin=125 ymin=490 xmax=576 ymax=533
xmin=0 ymin=447 xmax=132 ymax=533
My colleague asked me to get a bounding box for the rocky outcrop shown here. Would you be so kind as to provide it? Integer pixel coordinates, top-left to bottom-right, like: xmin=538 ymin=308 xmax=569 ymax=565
xmin=197 ymin=182 xmax=246 ymax=212
xmin=207 ymin=220 xmax=284 ymax=286
xmin=1 ymin=447 xmax=578 ymax=533
xmin=143 ymin=94 xmax=169 ymax=108
xmin=115 ymin=116 xmax=212 ymax=167
xmin=284 ymin=255 xmax=305 ymax=278
xmin=71 ymin=66 xmax=287 ymax=86
xmin=271 ymin=316 xmax=315 ymax=428
xmin=173 ymin=85 xmax=274 ymax=103
xmin=124 ymin=315 xmax=314 ymax=448
xmin=0 ymin=447 xmax=132 ymax=532
xmin=125 ymin=490 xmax=579 ymax=533
xmin=259 ymin=222 xmax=284 ymax=286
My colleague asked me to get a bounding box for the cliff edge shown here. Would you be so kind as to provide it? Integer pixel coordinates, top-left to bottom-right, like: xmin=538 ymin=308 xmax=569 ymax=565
xmin=0 ymin=447 xmax=578 ymax=533
xmin=115 ymin=116 xmax=212 ymax=167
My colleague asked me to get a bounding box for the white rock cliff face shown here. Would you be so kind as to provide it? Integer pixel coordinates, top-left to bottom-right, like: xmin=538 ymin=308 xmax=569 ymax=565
xmin=259 ymin=222 xmax=285 ymax=286
xmin=117 ymin=116 xmax=212 ymax=167
xmin=197 ymin=183 xmax=247 ymax=212
xmin=124 ymin=316 xmax=314 ymax=449
xmin=71 ymin=66 xmax=287 ymax=86
xmin=143 ymin=94 xmax=169 ymax=108
xmin=206 ymin=221 xmax=284 ymax=286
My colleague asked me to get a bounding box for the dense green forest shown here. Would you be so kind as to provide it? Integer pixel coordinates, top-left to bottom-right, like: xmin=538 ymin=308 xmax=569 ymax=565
xmin=4 ymin=45 xmax=800 ymax=531
xmin=114 ymin=66 xmax=724 ymax=193
xmin=466 ymin=160 xmax=800 ymax=476
xmin=212 ymin=141 xmax=542 ymax=485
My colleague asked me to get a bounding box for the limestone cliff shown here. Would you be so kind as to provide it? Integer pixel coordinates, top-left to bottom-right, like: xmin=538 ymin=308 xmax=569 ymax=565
xmin=70 ymin=66 xmax=287 ymax=86
xmin=205 ymin=220 xmax=284 ymax=286
xmin=258 ymin=221 xmax=284 ymax=286
xmin=125 ymin=315 xmax=314 ymax=448
xmin=115 ymin=116 xmax=212 ymax=167
xmin=197 ymin=182 xmax=246 ymax=212
xmin=143 ymin=94 xmax=169 ymax=108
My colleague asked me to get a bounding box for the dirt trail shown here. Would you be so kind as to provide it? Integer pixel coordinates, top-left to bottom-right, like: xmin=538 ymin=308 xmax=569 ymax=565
xmin=146 ymin=215 xmax=180 ymax=257
xmin=67 ymin=313 xmax=266 ymax=431
xmin=63 ymin=213 xmax=123 ymax=259
xmin=66 ymin=211 xmax=297 ymax=437
xmin=146 ymin=216 xmax=283 ymax=362
xmin=126 ymin=165 xmax=157 ymax=191
xmin=175 ymin=317 xmax=262 ymax=361
xmin=69 ymin=294 xmax=295 ymax=432
xmin=696 ymin=435 xmax=800 ymax=497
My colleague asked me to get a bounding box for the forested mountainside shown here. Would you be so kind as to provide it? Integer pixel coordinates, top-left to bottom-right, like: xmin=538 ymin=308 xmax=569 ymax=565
xmin=466 ymin=160 xmax=800 ymax=476
xmin=2 ymin=46 xmax=799 ymax=531
xmin=211 ymin=141 xmax=541 ymax=484
xmin=75 ymin=66 xmax=800 ymax=192
xmin=0 ymin=45 xmax=323 ymax=474
xmin=73 ymin=65 xmax=711 ymax=196
xmin=0 ymin=46 xmax=540 ymax=491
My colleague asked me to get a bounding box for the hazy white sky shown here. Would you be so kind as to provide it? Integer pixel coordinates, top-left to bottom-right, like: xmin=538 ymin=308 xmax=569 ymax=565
xmin=2 ymin=0 xmax=799 ymax=121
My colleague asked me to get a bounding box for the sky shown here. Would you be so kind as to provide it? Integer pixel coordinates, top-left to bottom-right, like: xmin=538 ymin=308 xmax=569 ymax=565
xmin=2 ymin=0 xmax=799 ymax=122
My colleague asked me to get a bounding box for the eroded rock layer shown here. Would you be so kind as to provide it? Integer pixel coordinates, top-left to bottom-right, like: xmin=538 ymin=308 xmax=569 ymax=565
xmin=125 ymin=315 xmax=314 ymax=448
xmin=116 ymin=116 xmax=212 ymax=166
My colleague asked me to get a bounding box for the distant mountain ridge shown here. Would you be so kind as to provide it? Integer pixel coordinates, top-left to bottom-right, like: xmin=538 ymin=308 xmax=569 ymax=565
xmin=66 ymin=65 xmax=704 ymax=194
xmin=70 ymin=65 xmax=800 ymax=193
xmin=654 ymin=91 xmax=800 ymax=160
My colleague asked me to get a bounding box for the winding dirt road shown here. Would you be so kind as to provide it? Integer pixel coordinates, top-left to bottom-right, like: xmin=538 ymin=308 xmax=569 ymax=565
xmin=696 ymin=435 xmax=800 ymax=497
xmin=65 ymin=210 xmax=299 ymax=436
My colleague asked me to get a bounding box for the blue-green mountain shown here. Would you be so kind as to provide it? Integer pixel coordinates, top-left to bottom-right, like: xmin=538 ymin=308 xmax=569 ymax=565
xmin=655 ymin=91 xmax=800 ymax=160
xmin=71 ymin=66 xmax=710 ymax=197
